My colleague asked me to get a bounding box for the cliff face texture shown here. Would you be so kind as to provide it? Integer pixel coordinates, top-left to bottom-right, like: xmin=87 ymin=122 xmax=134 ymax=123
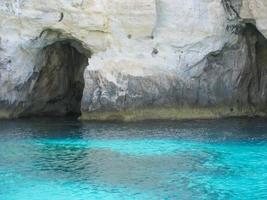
xmin=0 ymin=0 xmax=267 ymax=120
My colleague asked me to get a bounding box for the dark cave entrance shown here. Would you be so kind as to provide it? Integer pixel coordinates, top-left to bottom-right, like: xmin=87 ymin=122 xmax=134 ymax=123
xmin=22 ymin=40 xmax=90 ymax=118
xmin=240 ymin=24 xmax=267 ymax=108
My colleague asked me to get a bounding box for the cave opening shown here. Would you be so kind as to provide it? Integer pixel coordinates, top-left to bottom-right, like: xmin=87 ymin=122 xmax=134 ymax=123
xmin=240 ymin=23 xmax=267 ymax=109
xmin=22 ymin=40 xmax=90 ymax=118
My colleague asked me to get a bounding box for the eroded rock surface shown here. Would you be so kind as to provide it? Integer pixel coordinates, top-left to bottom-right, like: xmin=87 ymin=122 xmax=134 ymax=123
xmin=0 ymin=0 xmax=267 ymax=120
xmin=20 ymin=40 xmax=89 ymax=117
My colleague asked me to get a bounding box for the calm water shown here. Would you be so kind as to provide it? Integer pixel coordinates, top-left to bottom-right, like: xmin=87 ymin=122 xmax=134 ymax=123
xmin=0 ymin=118 xmax=266 ymax=200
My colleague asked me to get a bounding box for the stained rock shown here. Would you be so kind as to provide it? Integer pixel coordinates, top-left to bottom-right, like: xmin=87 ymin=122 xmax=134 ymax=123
xmin=0 ymin=0 xmax=267 ymax=120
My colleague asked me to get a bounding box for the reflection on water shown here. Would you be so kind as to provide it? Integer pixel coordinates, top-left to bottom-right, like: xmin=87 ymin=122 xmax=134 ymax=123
xmin=0 ymin=118 xmax=267 ymax=200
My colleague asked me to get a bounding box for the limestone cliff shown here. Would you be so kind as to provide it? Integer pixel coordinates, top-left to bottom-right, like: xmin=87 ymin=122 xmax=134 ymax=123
xmin=0 ymin=0 xmax=267 ymax=121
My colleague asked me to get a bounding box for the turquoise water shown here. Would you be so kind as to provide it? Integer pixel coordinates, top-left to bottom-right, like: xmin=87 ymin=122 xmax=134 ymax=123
xmin=0 ymin=118 xmax=266 ymax=200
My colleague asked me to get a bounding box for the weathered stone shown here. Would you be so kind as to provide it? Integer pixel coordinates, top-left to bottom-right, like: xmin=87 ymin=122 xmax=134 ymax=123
xmin=20 ymin=40 xmax=89 ymax=117
xmin=0 ymin=0 xmax=267 ymax=120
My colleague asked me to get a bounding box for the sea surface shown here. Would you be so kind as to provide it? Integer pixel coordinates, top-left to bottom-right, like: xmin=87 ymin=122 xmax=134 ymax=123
xmin=0 ymin=118 xmax=266 ymax=200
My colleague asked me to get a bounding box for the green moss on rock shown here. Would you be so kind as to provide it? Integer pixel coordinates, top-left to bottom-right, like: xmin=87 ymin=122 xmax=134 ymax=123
xmin=80 ymin=106 xmax=264 ymax=122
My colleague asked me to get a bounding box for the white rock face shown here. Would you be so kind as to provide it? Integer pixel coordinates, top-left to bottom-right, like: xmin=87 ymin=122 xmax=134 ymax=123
xmin=0 ymin=0 xmax=267 ymax=119
xmin=241 ymin=0 xmax=267 ymax=37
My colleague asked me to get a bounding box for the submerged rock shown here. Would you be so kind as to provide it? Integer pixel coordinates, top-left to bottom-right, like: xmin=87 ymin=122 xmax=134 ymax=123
xmin=0 ymin=0 xmax=267 ymax=120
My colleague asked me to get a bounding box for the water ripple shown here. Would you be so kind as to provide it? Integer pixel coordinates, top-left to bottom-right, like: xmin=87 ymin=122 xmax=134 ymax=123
xmin=0 ymin=118 xmax=266 ymax=199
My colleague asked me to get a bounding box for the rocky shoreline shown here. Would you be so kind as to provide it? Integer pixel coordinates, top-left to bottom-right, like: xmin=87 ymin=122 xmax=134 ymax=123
xmin=0 ymin=0 xmax=267 ymax=120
